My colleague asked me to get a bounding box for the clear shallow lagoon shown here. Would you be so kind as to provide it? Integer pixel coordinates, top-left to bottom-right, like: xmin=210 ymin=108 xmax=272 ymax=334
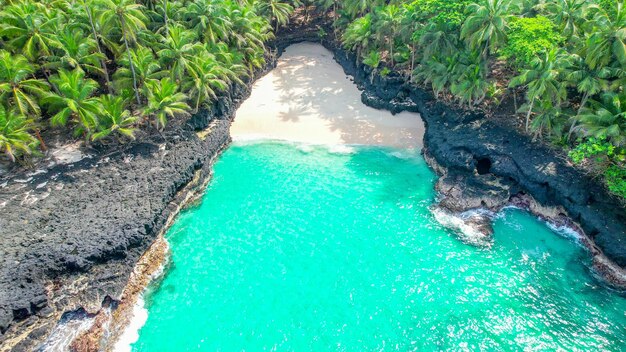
xmin=132 ymin=142 xmax=626 ymax=351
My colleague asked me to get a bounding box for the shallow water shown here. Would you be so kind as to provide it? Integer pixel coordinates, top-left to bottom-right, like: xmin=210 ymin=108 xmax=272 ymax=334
xmin=131 ymin=142 xmax=626 ymax=351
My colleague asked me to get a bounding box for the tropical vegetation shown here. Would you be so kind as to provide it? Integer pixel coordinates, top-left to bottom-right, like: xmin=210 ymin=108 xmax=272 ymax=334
xmin=319 ymin=0 xmax=626 ymax=199
xmin=1 ymin=0 xmax=625 ymax=200
xmin=0 ymin=0 xmax=297 ymax=162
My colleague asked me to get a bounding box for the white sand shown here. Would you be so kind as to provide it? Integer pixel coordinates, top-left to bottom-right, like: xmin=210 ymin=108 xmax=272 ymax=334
xmin=231 ymin=43 xmax=424 ymax=148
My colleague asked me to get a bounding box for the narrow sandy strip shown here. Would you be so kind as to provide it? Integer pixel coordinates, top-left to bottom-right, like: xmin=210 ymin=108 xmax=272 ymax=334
xmin=231 ymin=43 xmax=424 ymax=148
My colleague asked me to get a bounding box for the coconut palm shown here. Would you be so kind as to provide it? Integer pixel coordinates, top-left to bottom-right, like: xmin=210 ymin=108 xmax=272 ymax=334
xmin=375 ymin=5 xmax=401 ymax=66
xmin=342 ymin=14 xmax=373 ymax=63
xmin=92 ymin=94 xmax=137 ymax=141
xmin=256 ymin=0 xmax=294 ymax=32
xmin=529 ymin=100 xmax=567 ymax=138
xmin=142 ymin=77 xmax=190 ymax=129
xmin=42 ymin=69 xmax=101 ymax=138
xmin=451 ymin=51 xmax=490 ymax=108
xmin=184 ymin=53 xmax=231 ymax=113
xmin=157 ymin=25 xmax=203 ymax=81
xmin=0 ymin=1 xmax=61 ymax=61
xmin=45 ymin=26 xmax=105 ymax=77
xmin=0 ymin=105 xmax=37 ymax=162
xmin=414 ymin=54 xmax=461 ymax=98
xmin=76 ymin=0 xmax=112 ymax=92
xmin=343 ymin=0 xmax=383 ymax=18
xmin=113 ymin=46 xmax=166 ymax=101
xmin=184 ymin=0 xmax=231 ymax=45
xmin=98 ymin=0 xmax=148 ymax=105
xmin=510 ymin=48 xmax=571 ymax=131
xmin=0 ymin=50 xmax=49 ymax=117
xmin=461 ymin=0 xmax=516 ymax=57
xmin=578 ymin=93 xmax=626 ymax=147
xmin=585 ymin=0 xmax=626 ymax=69
xmin=419 ymin=27 xmax=459 ymax=62
xmin=227 ymin=4 xmax=273 ymax=56
xmin=539 ymin=0 xmax=588 ymax=38
xmin=566 ymin=55 xmax=611 ymax=138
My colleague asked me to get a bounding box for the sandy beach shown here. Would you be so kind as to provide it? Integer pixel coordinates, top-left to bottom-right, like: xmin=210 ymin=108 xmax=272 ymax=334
xmin=231 ymin=43 xmax=424 ymax=148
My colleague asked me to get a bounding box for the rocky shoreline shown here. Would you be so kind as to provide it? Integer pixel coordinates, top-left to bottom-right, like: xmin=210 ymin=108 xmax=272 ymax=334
xmin=1 ymin=19 xmax=625 ymax=351
xmin=0 ymin=48 xmax=279 ymax=349
xmin=318 ymin=32 xmax=626 ymax=288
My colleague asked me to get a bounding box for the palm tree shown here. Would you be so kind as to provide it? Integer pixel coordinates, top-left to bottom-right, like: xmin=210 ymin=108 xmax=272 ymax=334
xmin=343 ymin=0 xmax=382 ymax=18
xmin=414 ymin=54 xmax=461 ymax=98
xmin=509 ymin=48 xmax=571 ymax=131
xmin=77 ymin=0 xmax=112 ymax=93
xmin=157 ymin=25 xmax=203 ymax=81
xmin=45 ymin=26 xmax=105 ymax=77
xmin=578 ymin=93 xmax=626 ymax=147
xmin=0 ymin=1 xmax=61 ymax=61
xmin=539 ymin=0 xmax=588 ymax=39
xmin=342 ymin=14 xmax=373 ymax=63
xmin=113 ymin=46 xmax=166 ymax=101
xmin=375 ymin=5 xmax=401 ymax=66
xmin=566 ymin=55 xmax=611 ymax=138
xmin=0 ymin=50 xmax=49 ymax=117
xmin=99 ymin=0 xmax=148 ymax=105
xmin=184 ymin=53 xmax=232 ymax=113
xmin=419 ymin=27 xmax=459 ymax=62
xmin=184 ymin=0 xmax=231 ymax=45
xmin=42 ymin=69 xmax=101 ymax=138
xmin=529 ymin=100 xmax=566 ymax=138
xmin=585 ymin=0 xmax=626 ymax=69
xmin=0 ymin=105 xmax=37 ymax=162
xmin=142 ymin=77 xmax=190 ymax=130
xmin=227 ymin=4 xmax=273 ymax=57
xmin=256 ymin=0 xmax=294 ymax=32
xmin=92 ymin=94 xmax=137 ymax=141
xmin=451 ymin=51 xmax=490 ymax=108
xmin=461 ymin=0 xmax=516 ymax=57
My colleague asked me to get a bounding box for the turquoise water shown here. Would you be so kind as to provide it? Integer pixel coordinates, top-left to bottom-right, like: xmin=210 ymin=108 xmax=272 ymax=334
xmin=132 ymin=142 xmax=626 ymax=351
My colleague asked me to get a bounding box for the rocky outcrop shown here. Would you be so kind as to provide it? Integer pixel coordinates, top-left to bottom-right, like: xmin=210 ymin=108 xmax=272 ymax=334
xmin=1 ymin=17 xmax=626 ymax=351
xmin=323 ymin=37 xmax=626 ymax=288
xmin=0 ymin=52 xmax=280 ymax=349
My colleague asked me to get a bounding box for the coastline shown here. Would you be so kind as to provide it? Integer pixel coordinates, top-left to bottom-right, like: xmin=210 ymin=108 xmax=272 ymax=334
xmin=1 ymin=16 xmax=625 ymax=351
xmin=320 ymin=35 xmax=626 ymax=289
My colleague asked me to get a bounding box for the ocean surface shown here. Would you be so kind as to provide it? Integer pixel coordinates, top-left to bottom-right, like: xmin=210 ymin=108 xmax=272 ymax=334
xmin=131 ymin=142 xmax=626 ymax=351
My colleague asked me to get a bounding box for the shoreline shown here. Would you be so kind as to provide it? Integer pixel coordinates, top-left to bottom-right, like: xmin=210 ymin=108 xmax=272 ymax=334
xmin=1 ymin=18 xmax=626 ymax=351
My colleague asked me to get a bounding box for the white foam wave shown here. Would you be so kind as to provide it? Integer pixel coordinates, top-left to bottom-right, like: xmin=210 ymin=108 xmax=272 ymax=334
xmin=39 ymin=310 xmax=96 ymax=351
xmin=432 ymin=207 xmax=493 ymax=248
xmin=113 ymin=297 xmax=149 ymax=352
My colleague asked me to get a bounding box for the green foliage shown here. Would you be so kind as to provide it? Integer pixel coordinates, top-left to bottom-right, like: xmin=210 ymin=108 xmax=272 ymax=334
xmin=92 ymin=95 xmax=137 ymax=142
xmin=568 ymin=137 xmax=616 ymax=164
xmin=143 ymin=77 xmax=190 ymax=130
xmin=43 ymin=69 xmax=101 ymax=138
xmin=406 ymin=0 xmax=472 ymax=30
xmin=502 ymin=16 xmax=565 ymax=67
xmin=605 ymin=165 xmax=626 ymax=199
xmin=362 ymin=51 xmax=381 ymax=68
xmin=342 ymin=14 xmax=373 ymax=56
xmin=569 ymin=137 xmax=626 ymax=199
xmin=461 ymin=0 xmax=517 ymax=57
xmin=0 ymin=0 xmax=277 ymax=161
xmin=578 ymin=93 xmax=626 ymax=147
xmin=0 ymin=105 xmax=37 ymax=162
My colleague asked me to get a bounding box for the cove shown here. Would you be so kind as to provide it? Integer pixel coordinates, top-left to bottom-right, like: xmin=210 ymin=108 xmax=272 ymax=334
xmin=127 ymin=44 xmax=626 ymax=350
xmin=131 ymin=143 xmax=626 ymax=350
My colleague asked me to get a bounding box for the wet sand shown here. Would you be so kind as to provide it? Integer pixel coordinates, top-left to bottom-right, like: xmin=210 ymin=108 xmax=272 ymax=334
xmin=231 ymin=43 xmax=424 ymax=148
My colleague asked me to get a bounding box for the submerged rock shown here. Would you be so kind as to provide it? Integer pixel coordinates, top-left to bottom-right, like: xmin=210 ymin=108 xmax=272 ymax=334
xmin=431 ymin=206 xmax=495 ymax=247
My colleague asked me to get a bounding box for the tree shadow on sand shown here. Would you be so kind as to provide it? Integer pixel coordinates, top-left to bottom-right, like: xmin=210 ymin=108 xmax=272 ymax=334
xmin=270 ymin=44 xmax=423 ymax=148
